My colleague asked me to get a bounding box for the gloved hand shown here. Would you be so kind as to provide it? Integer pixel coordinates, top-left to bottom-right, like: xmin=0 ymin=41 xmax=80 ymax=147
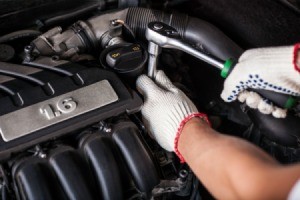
xmin=221 ymin=45 xmax=300 ymax=118
xmin=136 ymin=70 xmax=209 ymax=162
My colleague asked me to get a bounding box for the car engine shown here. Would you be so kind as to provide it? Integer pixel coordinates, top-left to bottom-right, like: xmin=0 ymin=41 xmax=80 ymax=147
xmin=0 ymin=0 xmax=300 ymax=199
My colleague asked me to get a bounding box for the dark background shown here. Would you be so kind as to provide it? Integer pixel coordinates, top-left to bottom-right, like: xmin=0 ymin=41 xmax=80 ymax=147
xmin=173 ymin=0 xmax=300 ymax=48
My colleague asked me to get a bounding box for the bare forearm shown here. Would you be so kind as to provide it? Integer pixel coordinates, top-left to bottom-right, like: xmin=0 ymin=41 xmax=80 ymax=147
xmin=179 ymin=118 xmax=300 ymax=200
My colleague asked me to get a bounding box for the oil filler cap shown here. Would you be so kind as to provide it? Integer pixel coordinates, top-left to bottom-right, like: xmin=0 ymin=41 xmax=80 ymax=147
xmin=106 ymin=44 xmax=143 ymax=70
xmin=100 ymin=43 xmax=148 ymax=82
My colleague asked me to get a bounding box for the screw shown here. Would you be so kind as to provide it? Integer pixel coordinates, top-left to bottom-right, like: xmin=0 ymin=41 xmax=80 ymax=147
xmin=153 ymin=23 xmax=163 ymax=30
xmin=179 ymin=170 xmax=188 ymax=182
xmin=98 ymin=121 xmax=112 ymax=133
xmin=24 ymin=45 xmax=33 ymax=52
xmin=24 ymin=45 xmax=34 ymax=62
xmin=34 ymin=145 xmax=47 ymax=159
xmin=103 ymin=127 xmax=112 ymax=133
xmin=111 ymin=20 xmax=117 ymax=26
xmin=38 ymin=152 xmax=47 ymax=159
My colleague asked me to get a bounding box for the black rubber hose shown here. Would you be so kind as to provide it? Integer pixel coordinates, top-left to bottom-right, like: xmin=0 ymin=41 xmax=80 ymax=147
xmin=0 ymin=70 xmax=55 ymax=95
xmin=125 ymin=7 xmax=243 ymax=60
xmin=43 ymin=2 xmax=106 ymax=27
xmin=0 ymin=30 xmax=41 ymax=44
xmin=0 ymin=69 xmax=45 ymax=86
xmin=248 ymin=109 xmax=300 ymax=147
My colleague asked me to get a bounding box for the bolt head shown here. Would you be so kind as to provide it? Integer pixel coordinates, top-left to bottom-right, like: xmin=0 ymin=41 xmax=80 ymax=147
xmin=153 ymin=23 xmax=163 ymax=30
xmin=39 ymin=153 xmax=47 ymax=159
xmin=179 ymin=170 xmax=188 ymax=178
xmin=24 ymin=45 xmax=33 ymax=54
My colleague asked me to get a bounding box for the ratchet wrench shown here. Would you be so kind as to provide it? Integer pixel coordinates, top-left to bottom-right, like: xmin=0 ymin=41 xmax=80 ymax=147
xmin=145 ymin=22 xmax=297 ymax=109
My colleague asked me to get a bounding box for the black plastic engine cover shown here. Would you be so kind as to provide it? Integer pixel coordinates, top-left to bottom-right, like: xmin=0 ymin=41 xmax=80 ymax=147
xmin=12 ymin=120 xmax=161 ymax=200
xmin=48 ymin=146 xmax=98 ymax=200
xmin=12 ymin=157 xmax=68 ymax=200
xmin=0 ymin=63 xmax=142 ymax=160
xmin=80 ymin=134 xmax=124 ymax=200
xmin=112 ymin=121 xmax=160 ymax=194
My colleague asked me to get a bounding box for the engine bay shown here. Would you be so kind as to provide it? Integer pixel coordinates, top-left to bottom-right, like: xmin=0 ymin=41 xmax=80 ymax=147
xmin=0 ymin=0 xmax=300 ymax=199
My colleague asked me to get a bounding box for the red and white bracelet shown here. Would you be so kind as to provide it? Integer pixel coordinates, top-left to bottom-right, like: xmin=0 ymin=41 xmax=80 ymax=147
xmin=174 ymin=112 xmax=211 ymax=163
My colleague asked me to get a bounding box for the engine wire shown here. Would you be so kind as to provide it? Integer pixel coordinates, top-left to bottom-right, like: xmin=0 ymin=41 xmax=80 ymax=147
xmin=114 ymin=19 xmax=136 ymax=40
xmin=0 ymin=84 xmax=15 ymax=96
xmin=0 ymin=69 xmax=45 ymax=86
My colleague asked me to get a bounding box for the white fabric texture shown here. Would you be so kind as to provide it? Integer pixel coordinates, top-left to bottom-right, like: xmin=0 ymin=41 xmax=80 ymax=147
xmin=237 ymin=91 xmax=287 ymax=118
xmin=288 ymin=179 xmax=300 ymax=200
xmin=221 ymin=46 xmax=300 ymax=117
xmin=136 ymin=70 xmax=198 ymax=152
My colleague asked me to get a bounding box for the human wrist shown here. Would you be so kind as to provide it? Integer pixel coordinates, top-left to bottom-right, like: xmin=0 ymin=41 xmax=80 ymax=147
xmin=182 ymin=117 xmax=208 ymax=133
xmin=174 ymin=113 xmax=210 ymax=163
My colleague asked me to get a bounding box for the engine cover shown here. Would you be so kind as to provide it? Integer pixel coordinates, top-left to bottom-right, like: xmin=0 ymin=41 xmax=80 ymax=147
xmin=0 ymin=62 xmax=142 ymax=160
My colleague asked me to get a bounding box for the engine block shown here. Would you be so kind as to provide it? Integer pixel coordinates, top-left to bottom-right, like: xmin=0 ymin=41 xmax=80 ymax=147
xmin=0 ymin=61 xmax=142 ymax=159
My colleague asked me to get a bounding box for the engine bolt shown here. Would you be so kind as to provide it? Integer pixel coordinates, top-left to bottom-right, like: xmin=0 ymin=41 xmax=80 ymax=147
xmin=179 ymin=169 xmax=188 ymax=182
xmin=153 ymin=23 xmax=163 ymax=30
xmin=24 ymin=45 xmax=34 ymax=62
xmin=97 ymin=121 xmax=112 ymax=133
xmin=38 ymin=152 xmax=47 ymax=159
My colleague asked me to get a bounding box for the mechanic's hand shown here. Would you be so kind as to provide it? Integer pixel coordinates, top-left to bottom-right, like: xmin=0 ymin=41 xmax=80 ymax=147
xmin=136 ymin=71 xmax=208 ymax=160
xmin=221 ymin=45 xmax=300 ymax=118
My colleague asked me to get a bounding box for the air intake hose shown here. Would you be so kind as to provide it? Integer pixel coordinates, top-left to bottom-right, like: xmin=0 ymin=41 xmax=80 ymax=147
xmin=32 ymin=8 xmax=243 ymax=60
xmin=125 ymin=7 xmax=243 ymax=60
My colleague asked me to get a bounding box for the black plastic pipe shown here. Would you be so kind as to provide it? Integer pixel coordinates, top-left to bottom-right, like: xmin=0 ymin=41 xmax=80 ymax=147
xmin=112 ymin=121 xmax=160 ymax=195
xmin=0 ymin=30 xmax=41 ymax=44
xmin=125 ymin=7 xmax=243 ymax=60
xmin=42 ymin=2 xmax=106 ymax=28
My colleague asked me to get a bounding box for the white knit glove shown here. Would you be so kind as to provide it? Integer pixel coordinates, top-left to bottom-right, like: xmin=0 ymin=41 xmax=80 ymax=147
xmin=221 ymin=45 xmax=300 ymax=118
xmin=136 ymin=70 xmax=209 ymax=161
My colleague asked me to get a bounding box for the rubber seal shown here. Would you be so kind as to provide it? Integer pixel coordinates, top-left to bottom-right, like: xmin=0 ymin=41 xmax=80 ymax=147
xmin=284 ymin=96 xmax=297 ymax=109
xmin=221 ymin=58 xmax=234 ymax=78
